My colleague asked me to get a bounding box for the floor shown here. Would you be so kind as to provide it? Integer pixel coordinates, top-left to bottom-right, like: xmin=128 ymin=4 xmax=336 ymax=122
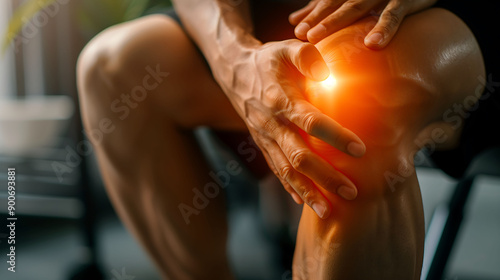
xmin=0 ymin=167 xmax=499 ymax=280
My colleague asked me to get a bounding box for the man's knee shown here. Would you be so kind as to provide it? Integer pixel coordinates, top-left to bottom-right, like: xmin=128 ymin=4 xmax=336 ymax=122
xmin=77 ymin=15 xmax=220 ymax=130
xmin=77 ymin=15 xmax=180 ymax=99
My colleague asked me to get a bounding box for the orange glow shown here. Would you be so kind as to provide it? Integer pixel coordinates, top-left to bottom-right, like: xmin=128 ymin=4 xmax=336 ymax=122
xmin=319 ymin=74 xmax=337 ymax=90
xmin=305 ymin=72 xmax=339 ymax=114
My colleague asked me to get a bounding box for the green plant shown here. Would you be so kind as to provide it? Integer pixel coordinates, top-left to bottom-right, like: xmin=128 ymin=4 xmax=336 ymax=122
xmin=77 ymin=0 xmax=166 ymax=39
xmin=2 ymin=0 xmax=170 ymax=54
xmin=2 ymin=0 xmax=54 ymax=53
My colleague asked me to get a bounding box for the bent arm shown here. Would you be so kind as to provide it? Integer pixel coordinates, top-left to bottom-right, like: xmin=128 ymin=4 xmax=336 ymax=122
xmin=294 ymin=8 xmax=484 ymax=280
xmin=172 ymin=0 xmax=371 ymax=216
xmin=172 ymin=0 xmax=259 ymax=95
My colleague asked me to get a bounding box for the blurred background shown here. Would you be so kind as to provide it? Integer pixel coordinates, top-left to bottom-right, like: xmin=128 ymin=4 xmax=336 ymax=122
xmin=0 ymin=1 xmax=499 ymax=280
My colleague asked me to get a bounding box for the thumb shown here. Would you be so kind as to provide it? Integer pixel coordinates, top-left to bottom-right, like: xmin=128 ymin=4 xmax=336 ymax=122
xmin=283 ymin=40 xmax=330 ymax=81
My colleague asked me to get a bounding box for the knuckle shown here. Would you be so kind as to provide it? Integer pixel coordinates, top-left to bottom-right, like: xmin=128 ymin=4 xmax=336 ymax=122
xmin=278 ymin=165 xmax=294 ymax=181
xmin=318 ymin=0 xmax=335 ymax=10
xmin=269 ymin=92 xmax=290 ymax=111
xmin=289 ymin=149 xmax=310 ymax=170
xmin=296 ymin=43 xmax=309 ymax=55
xmin=296 ymin=43 xmax=314 ymax=61
xmin=302 ymin=112 xmax=320 ymax=133
xmin=384 ymin=9 xmax=401 ymax=29
xmin=274 ymin=111 xmax=291 ymax=127
xmin=381 ymin=25 xmax=392 ymax=37
xmin=345 ymin=0 xmax=367 ymax=13
xmin=309 ymin=0 xmax=320 ymax=7
xmin=320 ymin=175 xmax=339 ymax=190
xmin=261 ymin=117 xmax=278 ymax=135
xmin=300 ymin=189 xmax=314 ymax=204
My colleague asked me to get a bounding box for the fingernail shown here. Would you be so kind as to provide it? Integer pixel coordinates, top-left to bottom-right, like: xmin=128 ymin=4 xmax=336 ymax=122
xmin=312 ymin=202 xmax=327 ymax=219
xmin=347 ymin=142 xmax=366 ymax=157
xmin=365 ymin=32 xmax=384 ymax=46
xmin=338 ymin=185 xmax=357 ymax=200
xmin=308 ymin=24 xmax=327 ymax=41
xmin=295 ymin=22 xmax=310 ymax=38
xmin=310 ymin=60 xmax=329 ymax=80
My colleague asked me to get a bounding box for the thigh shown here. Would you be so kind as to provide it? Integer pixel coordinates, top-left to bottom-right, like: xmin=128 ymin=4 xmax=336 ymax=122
xmin=80 ymin=14 xmax=247 ymax=132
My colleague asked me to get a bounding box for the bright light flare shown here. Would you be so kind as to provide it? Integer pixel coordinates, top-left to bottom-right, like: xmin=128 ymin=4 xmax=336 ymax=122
xmin=319 ymin=74 xmax=337 ymax=89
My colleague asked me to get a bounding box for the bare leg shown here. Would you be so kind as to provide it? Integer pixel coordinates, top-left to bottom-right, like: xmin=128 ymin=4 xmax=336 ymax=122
xmin=293 ymin=8 xmax=484 ymax=279
xmin=78 ymin=5 xmax=484 ymax=280
xmin=77 ymin=15 xmax=246 ymax=279
xmin=76 ymin=2 xmax=310 ymax=277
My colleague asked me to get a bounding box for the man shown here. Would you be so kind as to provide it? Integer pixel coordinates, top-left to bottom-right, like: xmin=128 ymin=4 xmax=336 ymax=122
xmin=77 ymin=0 xmax=487 ymax=278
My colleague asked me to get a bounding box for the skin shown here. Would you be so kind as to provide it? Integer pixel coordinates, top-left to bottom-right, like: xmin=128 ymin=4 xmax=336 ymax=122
xmin=289 ymin=0 xmax=437 ymax=47
xmin=76 ymin=1 xmax=484 ymax=279
xmin=171 ymin=0 xmax=368 ymax=219
xmin=294 ymin=9 xmax=484 ymax=279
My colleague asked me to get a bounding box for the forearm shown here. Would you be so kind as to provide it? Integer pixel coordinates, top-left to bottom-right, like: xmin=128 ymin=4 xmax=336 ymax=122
xmin=172 ymin=0 xmax=260 ymax=95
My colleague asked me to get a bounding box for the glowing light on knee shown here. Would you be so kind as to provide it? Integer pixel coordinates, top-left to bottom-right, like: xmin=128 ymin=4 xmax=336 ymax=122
xmin=319 ymin=74 xmax=337 ymax=90
xmin=305 ymin=71 xmax=339 ymax=110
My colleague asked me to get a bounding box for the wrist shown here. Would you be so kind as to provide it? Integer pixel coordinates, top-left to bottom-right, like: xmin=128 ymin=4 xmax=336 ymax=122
xmin=210 ymin=33 xmax=261 ymax=97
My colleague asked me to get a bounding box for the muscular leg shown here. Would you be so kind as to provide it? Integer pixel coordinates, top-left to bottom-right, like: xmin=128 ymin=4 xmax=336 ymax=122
xmin=78 ymin=4 xmax=484 ymax=280
xmin=293 ymin=8 xmax=485 ymax=279
xmin=77 ymin=15 xmax=246 ymax=279
xmin=76 ymin=1 xmax=311 ymax=277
